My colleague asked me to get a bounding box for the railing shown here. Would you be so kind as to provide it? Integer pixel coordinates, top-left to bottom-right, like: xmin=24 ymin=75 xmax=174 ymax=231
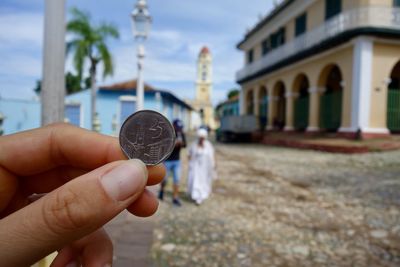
xmin=236 ymin=6 xmax=400 ymax=81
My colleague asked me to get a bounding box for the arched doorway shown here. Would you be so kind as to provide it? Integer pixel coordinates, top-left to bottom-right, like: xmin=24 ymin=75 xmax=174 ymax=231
xmin=273 ymin=81 xmax=286 ymax=130
xmin=246 ymin=90 xmax=254 ymax=115
xmin=318 ymin=64 xmax=343 ymax=131
xmin=292 ymin=74 xmax=310 ymax=131
xmin=258 ymin=86 xmax=268 ymax=130
xmin=387 ymin=60 xmax=400 ymax=132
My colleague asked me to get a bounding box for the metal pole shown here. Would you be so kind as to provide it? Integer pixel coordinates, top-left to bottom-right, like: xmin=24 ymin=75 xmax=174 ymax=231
xmin=136 ymin=44 xmax=145 ymax=111
xmin=90 ymin=66 xmax=97 ymax=130
xmin=41 ymin=0 xmax=66 ymax=126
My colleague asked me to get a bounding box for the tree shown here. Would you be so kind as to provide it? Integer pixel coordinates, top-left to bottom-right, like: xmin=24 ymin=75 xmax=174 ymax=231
xmin=227 ymin=89 xmax=240 ymax=100
xmin=34 ymin=72 xmax=86 ymax=95
xmin=66 ymin=7 xmax=119 ymax=129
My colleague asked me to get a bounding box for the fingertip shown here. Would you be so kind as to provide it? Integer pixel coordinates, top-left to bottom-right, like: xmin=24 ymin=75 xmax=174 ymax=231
xmin=126 ymin=189 xmax=159 ymax=217
xmin=146 ymin=164 xmax=166 ymax=186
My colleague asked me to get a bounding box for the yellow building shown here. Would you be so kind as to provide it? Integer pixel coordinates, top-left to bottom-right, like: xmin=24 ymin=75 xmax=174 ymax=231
xmin=188 ymin=46 xmax=216 ymax=129
xmin=237 ymin=0 xmax=400 ymax=138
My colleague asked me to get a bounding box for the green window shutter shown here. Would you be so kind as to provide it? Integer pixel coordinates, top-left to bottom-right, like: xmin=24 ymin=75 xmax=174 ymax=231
xmin=387 ymin=89 xmax=400 ymax=131
xmin=262 ymin=38 xmax=269 ymax=55
xmin=325 ymin=0 xmax=341 ymax=20
xmin=247 ymin=49 xmax=254 ymax=64
xmin=295 ymin=13 xmax=307 ymax=37
xmin=271 ymin=33 xmax=278 ymax=49
xmin=279 ymin=28 xmax=286 ymax=46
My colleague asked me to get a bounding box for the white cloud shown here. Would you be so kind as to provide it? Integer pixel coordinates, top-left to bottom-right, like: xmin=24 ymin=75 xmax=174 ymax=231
xmin=0 ymin=12 xmax=43 ymax=47
xmin=0 ymin=0 xmax=275 ymax=102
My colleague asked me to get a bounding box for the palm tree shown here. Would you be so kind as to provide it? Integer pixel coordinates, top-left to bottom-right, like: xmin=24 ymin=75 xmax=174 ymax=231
xmin=66 ymin=7 xmax=119 ymax=130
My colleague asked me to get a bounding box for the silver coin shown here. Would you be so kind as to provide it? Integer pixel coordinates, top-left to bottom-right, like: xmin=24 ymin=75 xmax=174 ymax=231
xmin=119 ymin=110 xmax=176 ymax=165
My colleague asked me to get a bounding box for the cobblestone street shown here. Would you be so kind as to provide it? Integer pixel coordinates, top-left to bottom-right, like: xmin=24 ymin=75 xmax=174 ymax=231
xmin=151 ymin=143 xmax=400 ymax=267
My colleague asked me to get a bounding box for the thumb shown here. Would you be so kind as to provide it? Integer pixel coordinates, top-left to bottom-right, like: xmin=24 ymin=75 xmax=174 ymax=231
xmin=0 ymin=159 xmax=148 ymax=267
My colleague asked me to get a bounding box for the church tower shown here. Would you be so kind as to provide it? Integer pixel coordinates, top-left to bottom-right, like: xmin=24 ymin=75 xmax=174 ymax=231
xmin=195 ymin=47 xmax=212 ymax=102
xmin=188 ymin=46 xmax=216 ymax=129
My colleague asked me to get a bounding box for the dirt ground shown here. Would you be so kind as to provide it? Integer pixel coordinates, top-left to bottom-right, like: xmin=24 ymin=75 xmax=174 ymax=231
xmin=151 ymin=142 xmax=400 ymax=267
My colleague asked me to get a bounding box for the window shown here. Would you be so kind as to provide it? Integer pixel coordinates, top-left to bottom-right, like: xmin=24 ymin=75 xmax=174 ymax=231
xmin=276 ymin=28 xmax=285 ymax=46
xmin=270 ymin=27 xmax=285 ymax=50
xmin=247 ymin=49 xmax=254 ymax=64
xmin=202 ymin=71 xmax=207 ymax=81
xmin=325 ymin=0 xmax=341 ymax=20
xmin=295 ymin=13 xmax=307 ymax=37
xmin=119 ymin=96 xmax=136 ymax=124
xmin=262 ymin=38 xmax=270 ymax=55
xmin=65 ymin=103 xmax=81 ymax=127
xmin=395 ymin=0 xmax=400 ymax=7
xmin=271 ymin=33 xmax=278 ymax=49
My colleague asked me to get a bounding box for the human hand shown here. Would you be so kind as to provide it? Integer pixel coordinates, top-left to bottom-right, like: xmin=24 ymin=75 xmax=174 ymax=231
xmin=0 ymin=123 xmax=165 ymax=267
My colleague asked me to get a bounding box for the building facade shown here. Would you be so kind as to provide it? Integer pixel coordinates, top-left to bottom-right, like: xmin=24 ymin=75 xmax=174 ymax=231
xmin=0 ymin=80 xmax=193 ymax=135
xmin=216 ymin=96 xmax=240 ymax=119
xmin=237 ymin=0 xmax=400 ymax=138
xmin=187 ymin=46 xmax=217 ymax=129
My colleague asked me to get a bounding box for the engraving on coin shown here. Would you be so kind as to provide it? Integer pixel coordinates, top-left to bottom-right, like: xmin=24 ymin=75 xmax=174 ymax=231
xmin=119 ymin=110 xmax=176 ymax=165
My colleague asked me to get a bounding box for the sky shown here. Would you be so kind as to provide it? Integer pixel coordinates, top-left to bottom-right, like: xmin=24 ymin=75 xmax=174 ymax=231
xmin=0 ymin=0 xmax=274 ymax=105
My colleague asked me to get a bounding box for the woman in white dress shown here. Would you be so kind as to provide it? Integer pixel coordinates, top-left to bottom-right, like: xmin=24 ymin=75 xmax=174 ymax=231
xmin=187 ymin=128 xmax=215 ymax=205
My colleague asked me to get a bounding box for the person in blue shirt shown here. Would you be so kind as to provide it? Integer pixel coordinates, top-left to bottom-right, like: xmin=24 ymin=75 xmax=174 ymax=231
xmin=158 ymin=119 xmax=186 ymax=206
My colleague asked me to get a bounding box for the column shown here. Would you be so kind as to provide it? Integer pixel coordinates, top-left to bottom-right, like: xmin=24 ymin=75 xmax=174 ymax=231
xmin=253 ymin=86 xmax=260 ymax=116
xmin=41 ymin=0 xmax=66 ymax=126
xmin=267 ymin=88 xmax=274 ymax=130
xmin=345 ymin=37 xmax=388 ymax=134
xmin=239 ymin=88 xmax=245 ymax=115
xmin=306 ymin=87 xmax=323 ymax=132
xmin=284 ymin=91 xmax=296 ymax=131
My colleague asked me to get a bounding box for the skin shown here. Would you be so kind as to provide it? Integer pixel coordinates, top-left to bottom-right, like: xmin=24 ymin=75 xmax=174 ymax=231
xmin=0 ymin=123 xmax=165 ymax=267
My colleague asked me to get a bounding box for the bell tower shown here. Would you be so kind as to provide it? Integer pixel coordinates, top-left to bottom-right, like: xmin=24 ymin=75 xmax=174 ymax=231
xmin=187 ymin=46 xmax=216 ymax=130
xmin=195 ymin=47 xmax=212 ymax=102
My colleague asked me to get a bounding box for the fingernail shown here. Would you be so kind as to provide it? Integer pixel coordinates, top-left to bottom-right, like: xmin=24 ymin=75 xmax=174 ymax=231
xmin=101 ymin=159 xmax=147 ymax=201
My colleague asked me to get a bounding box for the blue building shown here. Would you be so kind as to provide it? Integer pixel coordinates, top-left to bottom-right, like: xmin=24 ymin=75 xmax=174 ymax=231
xmin=215 ymin=96 xmax=240 ymax=119
xmin=0 ymin=79 xmax=193 ymax=135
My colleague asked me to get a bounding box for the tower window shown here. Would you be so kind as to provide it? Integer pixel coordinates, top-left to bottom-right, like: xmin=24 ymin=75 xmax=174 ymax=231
xmin=202 ymin=71 xmax=207 ymax=81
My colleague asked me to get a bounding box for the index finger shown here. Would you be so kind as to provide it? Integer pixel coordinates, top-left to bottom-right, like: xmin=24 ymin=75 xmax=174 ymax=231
xmin=0 ymin=123 xmax=126 ymax=176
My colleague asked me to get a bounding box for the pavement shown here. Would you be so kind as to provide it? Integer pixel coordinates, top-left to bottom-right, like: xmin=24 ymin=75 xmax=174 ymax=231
xmin=258 ymin=131 xmax=400 ymax=153
xmin=105 ymin=185 xmax=159 ymax=267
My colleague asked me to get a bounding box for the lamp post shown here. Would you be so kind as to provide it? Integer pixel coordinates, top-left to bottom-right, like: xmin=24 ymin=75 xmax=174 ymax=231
xmin=131 ymin=0 xmax=152 ymax=111
xmin=0 ymin=112 xmax=4 ymax=136
xmin=41 ymin=0 xmax=66 ymax=125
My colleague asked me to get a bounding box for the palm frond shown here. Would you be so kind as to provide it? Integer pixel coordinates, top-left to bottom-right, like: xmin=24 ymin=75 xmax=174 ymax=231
xmin=66 ymin=7 xmax=119 ymax=82
xmin=69 ymin=7 xmax=90 ymax=24
xmin=96 ymin=42 xmax=113 ymax=79
xmin=97 ymin=22 xmax=120 ymax=40
xmin=73 ymin=41 xmax=88 ymax=81
xmin=66 ymin=39 xmax=80 ymax=55
xmin=67 ymin=20 xmax=92 ymax=39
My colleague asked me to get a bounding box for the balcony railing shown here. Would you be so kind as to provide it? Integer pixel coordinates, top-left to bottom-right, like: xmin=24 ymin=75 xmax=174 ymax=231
xmin=236 ymin=6 xmax=400 ymax=82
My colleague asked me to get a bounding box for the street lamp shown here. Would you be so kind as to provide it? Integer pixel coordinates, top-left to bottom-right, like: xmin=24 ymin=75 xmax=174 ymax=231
xmin=131 ymin=0 xmax=152 ymax=111
xmin=0 ymin=112 xmax=5 ymax=136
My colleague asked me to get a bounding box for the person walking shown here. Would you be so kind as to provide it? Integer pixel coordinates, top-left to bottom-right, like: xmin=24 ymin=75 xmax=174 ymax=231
xmin=158 ymin=119 xmax=186 ymax=206
xmin=187 ymin=128 xmax=215 ymax=205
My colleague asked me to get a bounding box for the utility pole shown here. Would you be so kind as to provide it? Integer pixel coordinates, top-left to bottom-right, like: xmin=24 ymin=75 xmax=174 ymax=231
xmin=41 ymin=0 xmax=66 ymax=125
